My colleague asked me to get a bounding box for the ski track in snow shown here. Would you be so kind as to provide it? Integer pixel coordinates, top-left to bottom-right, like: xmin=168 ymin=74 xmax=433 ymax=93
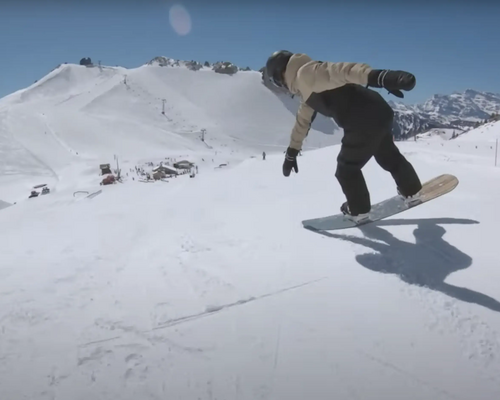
xmin=1 ymin=63 xmax=500 ymax=399
xmin=42 ymin=114 xmax=80 ymax=157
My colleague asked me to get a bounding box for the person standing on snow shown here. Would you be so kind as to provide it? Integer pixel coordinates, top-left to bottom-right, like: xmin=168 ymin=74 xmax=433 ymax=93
xmin=265 ymin=50 xmax=422 ymax=222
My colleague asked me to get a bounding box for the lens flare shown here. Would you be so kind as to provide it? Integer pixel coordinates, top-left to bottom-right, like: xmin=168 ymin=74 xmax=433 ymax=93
xmin=169 ymin=4 xmax=192 ymax=36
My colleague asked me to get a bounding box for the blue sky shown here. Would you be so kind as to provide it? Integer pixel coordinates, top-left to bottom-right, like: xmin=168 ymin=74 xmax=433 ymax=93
xmin=1 ymin=0 xmax=499 ymax=104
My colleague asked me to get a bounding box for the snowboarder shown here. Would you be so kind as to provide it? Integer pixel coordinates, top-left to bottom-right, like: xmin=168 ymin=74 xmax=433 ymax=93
xmin=265 ymin=50 xmax=423 ymax=221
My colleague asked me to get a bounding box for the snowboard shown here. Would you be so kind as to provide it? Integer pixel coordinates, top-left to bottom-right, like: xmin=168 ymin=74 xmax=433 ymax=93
xmin=302 ymin=174 xmax=459 ymax=231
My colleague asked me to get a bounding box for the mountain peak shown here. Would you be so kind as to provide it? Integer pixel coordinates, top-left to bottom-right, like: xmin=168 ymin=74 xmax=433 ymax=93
xmin=464 ymin=88 xmax=481 ymax=95
xmin=391 ymin=89 xmax=500 ymax=138
xmin=146 ymin=56 xmax=253 ymax=73
xmin=146 ymin=56 xmax=205 ymax=71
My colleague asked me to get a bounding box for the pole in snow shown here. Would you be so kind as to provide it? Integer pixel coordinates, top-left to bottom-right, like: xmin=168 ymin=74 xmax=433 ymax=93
xmin=495 ymin=138 xmax=498 ymax=167
xmin=162 ymin=99 xmax=166 ymax=115
xmin=114 ymin=154 xmax=120 ymax=177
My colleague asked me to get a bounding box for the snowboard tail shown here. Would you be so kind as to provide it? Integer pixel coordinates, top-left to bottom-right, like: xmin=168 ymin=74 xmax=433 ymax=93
xmin=302 ymin=174 xmax=459 ymax=231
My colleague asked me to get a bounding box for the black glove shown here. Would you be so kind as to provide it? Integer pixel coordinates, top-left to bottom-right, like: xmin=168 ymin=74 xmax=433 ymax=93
xmin=368 ymin=69 xmax=416 ymax=98
xmin=283 ymin=147 xmax=299 ymax=177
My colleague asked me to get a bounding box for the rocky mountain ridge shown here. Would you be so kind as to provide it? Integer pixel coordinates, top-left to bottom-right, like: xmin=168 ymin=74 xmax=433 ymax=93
xmin=388 ymin=89 xmax=500 ymax=139
xmin=147 ymin=56 xmax=251 ymax=75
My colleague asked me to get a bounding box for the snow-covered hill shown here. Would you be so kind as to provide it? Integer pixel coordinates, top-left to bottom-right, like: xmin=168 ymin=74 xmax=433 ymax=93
xmin=454 ymin=119 xmax=500 ymax=142
xmin=0 ymin=61 xmax=339 ymax=202
xmin=1 ymin=59 xmax=500 ymax=400
xmin=413 ymin=120 xmax=500 ymax=143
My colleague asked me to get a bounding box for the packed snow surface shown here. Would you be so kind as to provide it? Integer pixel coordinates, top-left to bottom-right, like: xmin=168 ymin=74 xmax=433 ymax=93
xmin=1 ymin=63 xmax=500 ymax=400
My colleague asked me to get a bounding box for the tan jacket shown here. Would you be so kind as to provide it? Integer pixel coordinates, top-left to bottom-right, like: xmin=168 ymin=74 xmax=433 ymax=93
xmin=283 ymin=53 xmax=373 ymax=150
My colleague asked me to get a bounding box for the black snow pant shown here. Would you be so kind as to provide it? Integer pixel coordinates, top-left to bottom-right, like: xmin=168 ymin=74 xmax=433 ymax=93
xmin=334 ymin=87 xmax=422 ymax=215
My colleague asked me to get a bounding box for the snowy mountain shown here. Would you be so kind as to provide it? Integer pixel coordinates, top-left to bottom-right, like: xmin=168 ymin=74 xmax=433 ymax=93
xmin=389 ymin=89 xmax=500 ymax=139
xmin=419 ymin=89 xmax=500 ymax=123
xmin=1 ymin=58 xmax=500 ymax=400
xmin=0 ymin=59 xmax=339 ymax=202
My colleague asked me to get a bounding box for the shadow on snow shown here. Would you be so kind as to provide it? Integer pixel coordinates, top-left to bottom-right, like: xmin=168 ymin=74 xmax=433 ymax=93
xmin=309 ymin=217 xmax=500 ymax=313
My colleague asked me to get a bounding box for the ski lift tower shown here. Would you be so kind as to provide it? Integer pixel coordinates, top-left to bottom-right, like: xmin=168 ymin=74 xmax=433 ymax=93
xmin=114 ymin=154 xmax=121 ymax=179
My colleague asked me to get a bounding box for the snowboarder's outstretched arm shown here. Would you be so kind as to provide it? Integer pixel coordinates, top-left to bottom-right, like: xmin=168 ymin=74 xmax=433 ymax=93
xmin=289 ymin=55 xmax=415 ymax=100
xmin=295 ymin=60 xmax=373 ymax=99
xmin=284 ymin=54 xmax=373 ymax=101
xmin=301 ymin=60 xmax=417 ymax=98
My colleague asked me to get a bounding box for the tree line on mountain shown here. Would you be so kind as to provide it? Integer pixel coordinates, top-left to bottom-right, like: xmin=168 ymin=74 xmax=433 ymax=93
xmin=472 ymin=113 xmax=500 ymax=129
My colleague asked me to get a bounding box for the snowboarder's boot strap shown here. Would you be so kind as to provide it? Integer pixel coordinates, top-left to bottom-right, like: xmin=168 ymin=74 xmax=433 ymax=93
xmin=340 ymin=202 xmax=370 ymax=224
xmin=397 ymin=188 xmax=422 ymax=207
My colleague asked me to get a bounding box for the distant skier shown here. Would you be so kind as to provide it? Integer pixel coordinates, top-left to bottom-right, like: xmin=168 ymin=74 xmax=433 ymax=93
xmin=262 ymin=151 xmax=266 ymax=160
xmin=265 ymin=50 xmax=422 ymax=221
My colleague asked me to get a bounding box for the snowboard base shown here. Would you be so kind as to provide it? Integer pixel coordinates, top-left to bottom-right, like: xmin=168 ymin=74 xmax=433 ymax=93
xmin=302 ymin=174 xmax=459 ymax=231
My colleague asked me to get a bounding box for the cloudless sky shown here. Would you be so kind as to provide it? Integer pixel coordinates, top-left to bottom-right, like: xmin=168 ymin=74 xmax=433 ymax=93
xmin=1 ymin=0 xmax=499 ymax=104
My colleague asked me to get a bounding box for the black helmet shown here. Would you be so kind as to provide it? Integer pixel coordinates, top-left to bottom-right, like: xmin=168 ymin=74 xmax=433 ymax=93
xmin=265 ymin=50 xmax=293 ymax=88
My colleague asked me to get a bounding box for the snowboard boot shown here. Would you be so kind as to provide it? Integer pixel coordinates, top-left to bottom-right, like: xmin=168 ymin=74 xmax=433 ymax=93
xmin=397 ymin=187 xmax=422 ymax=207
xmin=340 ymin=202 xmax=370 ymax=223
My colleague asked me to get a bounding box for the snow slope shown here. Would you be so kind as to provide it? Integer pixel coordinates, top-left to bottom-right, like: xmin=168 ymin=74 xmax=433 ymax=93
xmin=1 ymin=63 xmax=500 ymax=400
xmin=408 ymin=121 xmax=500 ymax=167
xmin=416 ymin=128 xmax=458 ymax=141
xmin=0 ymin=62 xmax=338 ymax=202
xmin=1 ymin=134 xmax=500 ymax=399
xmin=455 ymin=120 xmax=500 ymax=142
